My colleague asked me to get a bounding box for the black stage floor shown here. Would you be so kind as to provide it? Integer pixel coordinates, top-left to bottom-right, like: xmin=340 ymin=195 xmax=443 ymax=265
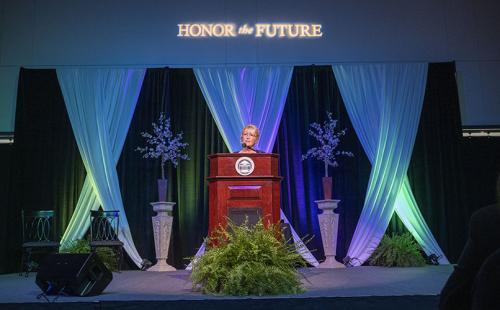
xmin=0 ymin=265 xmax=453 ymax=310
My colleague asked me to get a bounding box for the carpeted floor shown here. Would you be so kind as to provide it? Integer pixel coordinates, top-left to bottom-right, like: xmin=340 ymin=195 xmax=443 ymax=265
xmin=0 ymin=265 xmax=453 ymax=309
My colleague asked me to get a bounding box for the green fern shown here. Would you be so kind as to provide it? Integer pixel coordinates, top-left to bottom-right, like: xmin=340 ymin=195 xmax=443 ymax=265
xmin=60 ymin=239 xmax=90 ymax=253
xmin=60 ymin=239 xmax=119 ymax=271
xmin=190 ymin=219 xmax=307 ymax=295
xmin=368 ymin=233 xmax=426 ymax=267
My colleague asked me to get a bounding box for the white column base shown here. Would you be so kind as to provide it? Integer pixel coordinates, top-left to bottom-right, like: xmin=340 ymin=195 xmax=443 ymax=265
xmin=148 ymin=201 xmax=176 ymax=272
xmin=318 ymin=256 xmax=345 ymax=268
xmin=148 ymin=259 xmax=176 ymax=272
xmin=316 ymin=199 xmax=343 ymax=269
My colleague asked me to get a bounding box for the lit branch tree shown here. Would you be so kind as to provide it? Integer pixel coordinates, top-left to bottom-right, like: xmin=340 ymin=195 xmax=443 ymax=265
xmin=136 ymin=112 xmax=189 ymax=201
xmin=302 ymin=112 xmax=353 ymax=199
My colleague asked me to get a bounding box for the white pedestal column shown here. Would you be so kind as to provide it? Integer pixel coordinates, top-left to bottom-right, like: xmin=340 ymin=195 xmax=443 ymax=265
xmin=316 ymin=199 xmax=345 ymax=268
xmin=148 ymin=202 xmax=176 ymax=272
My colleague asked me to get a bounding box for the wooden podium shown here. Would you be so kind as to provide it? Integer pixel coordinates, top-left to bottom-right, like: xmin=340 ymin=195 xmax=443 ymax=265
xmin=207 ymin=153 xmax=282 ymax=237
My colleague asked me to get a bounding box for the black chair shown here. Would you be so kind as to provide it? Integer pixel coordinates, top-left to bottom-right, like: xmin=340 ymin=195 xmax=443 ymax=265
xmin=20 ymin=210 xmax=60 ymax=276
xmin=89 ymin=210 xmax=124 ymax=272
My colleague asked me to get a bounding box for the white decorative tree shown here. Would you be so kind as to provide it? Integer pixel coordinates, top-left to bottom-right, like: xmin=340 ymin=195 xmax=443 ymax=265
xmin=136 ymin=112 xmax=189 ymax=272
xmin=303 ymin=112 xmax=353 ymax=268
xmin=302 ymin=112 xmax=353 ymax=199
xmin=136 ymin=112 xmax=189 ymax=201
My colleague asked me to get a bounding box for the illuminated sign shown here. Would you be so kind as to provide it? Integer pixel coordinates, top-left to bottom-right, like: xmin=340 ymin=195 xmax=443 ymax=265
xmin=177 ymin=23 xmax=323 ymax=38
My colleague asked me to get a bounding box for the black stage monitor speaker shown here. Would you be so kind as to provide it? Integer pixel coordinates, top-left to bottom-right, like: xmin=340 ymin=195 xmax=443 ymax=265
xmin=36 ymin=252 xmax=113 ymax=296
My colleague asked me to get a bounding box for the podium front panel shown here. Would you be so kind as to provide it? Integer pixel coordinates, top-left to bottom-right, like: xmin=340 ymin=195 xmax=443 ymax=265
xmin=207 ymin=154 xmax=282 ymax=237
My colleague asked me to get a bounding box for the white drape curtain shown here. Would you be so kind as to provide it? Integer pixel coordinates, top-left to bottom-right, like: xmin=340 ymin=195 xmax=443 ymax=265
xmin=57 ymin=68 xmax=146 ymax=267
xmin=191 ymin=66 xmax=318 ymax=267
xmin=332 ymin=63 xmax=448 ymax=266
xmin=194 ymin=66 xmax=293 ymax=153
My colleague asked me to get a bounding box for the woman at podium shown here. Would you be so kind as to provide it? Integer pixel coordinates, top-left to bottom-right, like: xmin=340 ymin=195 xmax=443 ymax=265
xmin=239 ymin=124 xmax=265 ymax=154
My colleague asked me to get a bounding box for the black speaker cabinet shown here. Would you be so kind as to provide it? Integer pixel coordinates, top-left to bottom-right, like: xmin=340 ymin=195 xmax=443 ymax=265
xmin=36 ymin=252 xmax=113 ymax=296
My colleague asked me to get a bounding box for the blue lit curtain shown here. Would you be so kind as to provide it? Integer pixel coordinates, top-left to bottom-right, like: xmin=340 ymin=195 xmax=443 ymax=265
xmin=333 ymin=63 xmax=448 ymax=266
xmin=193 ymin=66 xmax=293 ymax=153
xmin=57 ymin=68 xmax=146 ymax=267
xmin=191 ymin=66 xmax=318 ymax=266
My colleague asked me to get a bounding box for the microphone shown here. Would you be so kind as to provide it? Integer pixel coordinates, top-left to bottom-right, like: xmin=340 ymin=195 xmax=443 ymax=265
xmin=241 ymin=142 xmax=255 ymax=152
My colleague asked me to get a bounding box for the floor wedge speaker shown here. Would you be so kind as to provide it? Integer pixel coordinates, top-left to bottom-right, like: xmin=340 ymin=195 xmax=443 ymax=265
xmin=36 ymin=252 xmax=112 ymax=296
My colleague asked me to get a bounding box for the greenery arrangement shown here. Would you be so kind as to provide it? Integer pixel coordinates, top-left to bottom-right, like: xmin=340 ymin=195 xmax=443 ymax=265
xmin=136 ymin=112 xmax=189 ymax=179
xmin=60 ymin=239 xmax=90 ymax=253
xmin=302 ymin=112 xmax=353 ymax=177
xmin=190 ymin=220 xmax=306 ymax=296
xmin=60 ymin=239 xmax=119 ymax=272
xmin=368 ymin=232 xmax=426 ymax=267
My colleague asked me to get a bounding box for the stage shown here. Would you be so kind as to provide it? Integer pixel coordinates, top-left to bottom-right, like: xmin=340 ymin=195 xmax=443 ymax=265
xmin=0 ymin=265 xmax=452 ymax=310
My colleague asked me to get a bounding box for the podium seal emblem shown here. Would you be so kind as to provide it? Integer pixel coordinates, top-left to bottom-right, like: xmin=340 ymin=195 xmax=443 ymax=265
xmin=235 ymin=157 xmax=255 ymax=176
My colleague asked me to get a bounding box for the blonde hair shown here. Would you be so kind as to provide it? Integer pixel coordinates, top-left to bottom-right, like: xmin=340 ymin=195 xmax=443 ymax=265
xmin=242 ymin=124 xmax=260 ymax=139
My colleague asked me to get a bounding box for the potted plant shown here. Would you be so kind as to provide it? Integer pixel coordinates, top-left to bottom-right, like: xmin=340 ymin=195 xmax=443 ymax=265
xmin=136 ymin=112 xmax=189 ymax=202
xmin=368 ymin=233 xmax=426 ymax=267
xmin=190 ymin=219 xmax=306 ymax=295
xmin=302 ymin=112 xmax=353 ymax=200
xmin=60 ymin=239 xmax=119 ymax=271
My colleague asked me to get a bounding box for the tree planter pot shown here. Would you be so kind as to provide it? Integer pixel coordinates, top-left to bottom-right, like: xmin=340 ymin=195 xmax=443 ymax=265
xmin=322 ymin=176 xmax=332 ymax=200
xmin=158 ymin=179 xmax=168 ymax=202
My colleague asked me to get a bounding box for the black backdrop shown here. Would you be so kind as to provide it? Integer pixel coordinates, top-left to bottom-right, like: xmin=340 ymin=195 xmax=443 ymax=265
xmin=116 ymin=68 xmax=228 ymax=267
xmin=274 ymin=65 xmax=371 ymax=261
xmin=3 ymin=68 xmax=86 ymax=273
xmin=406 ymin=62 xmax=470 ymax=261
xmin=1 ymin=63 xmax=497 ymax=273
